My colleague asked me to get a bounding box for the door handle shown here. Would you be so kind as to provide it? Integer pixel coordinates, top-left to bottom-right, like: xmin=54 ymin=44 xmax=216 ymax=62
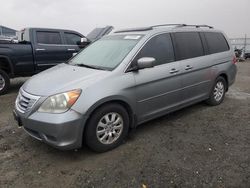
xmin=67 ymin=49 xmax=76 ymax=51
xmin=185 ymin=65 xmax=193 ymax=70
xmin=36 ymin=48 xmax=46 ymax=51
xmin=169 ymin=68 xmax=179 ymax=74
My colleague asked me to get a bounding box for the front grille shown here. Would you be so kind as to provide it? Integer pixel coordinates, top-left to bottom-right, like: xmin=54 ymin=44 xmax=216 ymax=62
xmin=15 ymin=89 xmax=40 ymax=113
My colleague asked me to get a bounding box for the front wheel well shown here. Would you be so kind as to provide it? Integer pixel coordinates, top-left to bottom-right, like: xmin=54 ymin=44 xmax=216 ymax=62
xmin=84 ymin=100 xmax=136 ymax=131
xmin=82 ymin=100 xmax=136 ymax=147
xmin=0 ymin=57 xmax=12 ymax=75
xmin=97 ymin=100 xmax=134 ymax=128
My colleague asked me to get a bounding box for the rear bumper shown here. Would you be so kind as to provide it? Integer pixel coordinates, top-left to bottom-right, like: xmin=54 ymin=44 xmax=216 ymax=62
xmin=13 ymin=109 xmax=87 ymax=150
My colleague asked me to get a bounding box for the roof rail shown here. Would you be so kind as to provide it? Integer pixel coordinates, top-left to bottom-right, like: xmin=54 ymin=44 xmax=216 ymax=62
xmin=152 ymin=24 xmax=213 ymax=29
xmin=151 ymin=24 xmax=186 ymax=28
xmin=115 ymin=27 xmax=153 ymax=33
xmin=180 ymin=24 xmax=214 ymax=29
xmin=114 ymin=24 xmax=214 ymax=33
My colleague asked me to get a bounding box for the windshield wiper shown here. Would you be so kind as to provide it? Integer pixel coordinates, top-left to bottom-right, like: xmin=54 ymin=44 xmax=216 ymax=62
xmin=74 ymin=63 xmax=105 ymax=70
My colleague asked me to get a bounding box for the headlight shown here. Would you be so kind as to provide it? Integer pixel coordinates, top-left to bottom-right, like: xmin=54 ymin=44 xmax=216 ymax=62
xmin=38 ymin=89 xmax=81 ymax=113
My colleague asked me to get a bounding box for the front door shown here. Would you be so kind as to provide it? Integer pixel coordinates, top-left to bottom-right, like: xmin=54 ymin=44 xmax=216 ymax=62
xmin=63 ymin=32 xmax=83 ymax=59
xmin=131 ymin=33 xmax=182 ymax=123
xmin=34 ymin=30 xmax=67 ymax=72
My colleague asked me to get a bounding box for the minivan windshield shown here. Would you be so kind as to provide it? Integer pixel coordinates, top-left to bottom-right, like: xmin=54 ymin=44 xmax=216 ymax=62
xmin=69 ymin=35 xmax=143 ymax=70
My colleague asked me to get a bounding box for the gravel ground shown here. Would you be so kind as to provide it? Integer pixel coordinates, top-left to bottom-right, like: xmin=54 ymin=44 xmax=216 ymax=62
xmin=0 ymin=61 xmax=250 ymax=188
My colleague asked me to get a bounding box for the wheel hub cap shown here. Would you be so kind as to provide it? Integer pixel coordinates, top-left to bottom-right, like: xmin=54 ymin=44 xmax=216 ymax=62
xmin=213 ymin=81 xmax=224 ymax=102
xmin=96 ymin=112 xmax=123 ymax=145
xmin=0 ymin=74 xmax=5 ymax=91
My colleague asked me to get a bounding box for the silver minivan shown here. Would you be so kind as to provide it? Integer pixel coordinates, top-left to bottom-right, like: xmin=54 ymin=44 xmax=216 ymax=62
xmin=13 ymin=24 xmax=237 ymax=152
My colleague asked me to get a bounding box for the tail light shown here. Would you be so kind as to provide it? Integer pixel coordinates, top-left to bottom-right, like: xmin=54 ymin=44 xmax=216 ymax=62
xmin=232 ymin=56 xmax=237 ymax=64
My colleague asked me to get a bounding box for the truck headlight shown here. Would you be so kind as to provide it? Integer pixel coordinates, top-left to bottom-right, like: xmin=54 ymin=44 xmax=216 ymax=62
xmin=38 ymin=89 xmax=81 ymax=113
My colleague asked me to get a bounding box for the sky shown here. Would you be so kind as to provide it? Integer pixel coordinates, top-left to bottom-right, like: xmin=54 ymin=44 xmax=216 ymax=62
xmin=1 ymin=0 xmax=249 ymax=38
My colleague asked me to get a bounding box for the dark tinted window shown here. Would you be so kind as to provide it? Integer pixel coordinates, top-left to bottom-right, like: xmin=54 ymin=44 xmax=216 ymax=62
xmin=65 ymin=33 xmax=82 ymax=45
xmin=173 ymin=32 xmax=204 ymax=60
xmin=36 ymin=31 xmax=62 ymax=44
xmin=205 ymin=32 xmax=229 ymax=54
xmin=2 ymin=27 xmax=16 ymax=36
xmin=134 ymin=33 xmax=175 ymax=66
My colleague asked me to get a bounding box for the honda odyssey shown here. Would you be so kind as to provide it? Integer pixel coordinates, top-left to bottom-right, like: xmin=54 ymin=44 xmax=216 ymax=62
xmin=13 ymin=24 xmax=237 ymax=152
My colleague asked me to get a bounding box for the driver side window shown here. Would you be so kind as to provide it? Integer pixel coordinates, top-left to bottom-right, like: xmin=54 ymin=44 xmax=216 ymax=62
xmin=134 ymin=33 xmax=175 ymax=66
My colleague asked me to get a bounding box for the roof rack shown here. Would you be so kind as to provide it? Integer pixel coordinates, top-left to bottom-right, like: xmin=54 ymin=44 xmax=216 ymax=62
xmin=151 ymin=24 xmax=185 ymax=28
xmin=181 ymin=24 xmax=214 ymax=29
xmin=114 ymin=24 xmax=214 ymax=33
xmin=115 ymin=27 xmax=153 ymax=33
xmin=152 ymin=24 xmax=213 ymax=29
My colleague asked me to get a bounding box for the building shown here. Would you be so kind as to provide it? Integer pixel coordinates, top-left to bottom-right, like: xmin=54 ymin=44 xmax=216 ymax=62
xmin=0 ymin=25 xmax=17 ymax=38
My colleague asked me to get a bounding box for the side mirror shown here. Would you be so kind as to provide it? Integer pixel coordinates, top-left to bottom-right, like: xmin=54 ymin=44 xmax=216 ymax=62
xmin=137 ymin=57 xmax=155 ymax=69
xmin=77 ymin=37 xmax=91 ymax=48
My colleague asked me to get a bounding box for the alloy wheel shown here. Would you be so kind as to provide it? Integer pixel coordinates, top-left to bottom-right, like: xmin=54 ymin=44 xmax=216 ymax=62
xmin=96 ymin=112 xmax=124 ymax=145
xmin=213 ymin=81 xmax=224 ymax=102
xmin=0 ymin=74 xmax=6 ymax=91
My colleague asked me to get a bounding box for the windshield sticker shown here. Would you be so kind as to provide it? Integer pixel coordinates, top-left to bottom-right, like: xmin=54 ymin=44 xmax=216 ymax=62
xmin=124 ymin=35 xmax=141 ymax=40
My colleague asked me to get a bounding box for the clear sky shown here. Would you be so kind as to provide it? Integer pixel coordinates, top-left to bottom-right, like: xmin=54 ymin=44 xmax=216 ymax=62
xmin=1 ymin=0 xmax=249 ymax=38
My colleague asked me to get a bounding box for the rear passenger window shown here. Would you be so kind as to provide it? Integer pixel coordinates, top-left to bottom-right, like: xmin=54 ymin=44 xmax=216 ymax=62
xmin=205 ymin=32 xmax=229 ymax=54
xmin=173 ymin=32 xmax=204 ymax=60
xmin=134 ymin=33 xmax=175 ymax=66
xmin=36 ymin=31 xmax=62 ymax=44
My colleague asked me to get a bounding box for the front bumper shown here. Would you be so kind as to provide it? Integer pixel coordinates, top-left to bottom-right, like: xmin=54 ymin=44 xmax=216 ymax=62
xmin=13 ymin=109 xmax=87 ymax=150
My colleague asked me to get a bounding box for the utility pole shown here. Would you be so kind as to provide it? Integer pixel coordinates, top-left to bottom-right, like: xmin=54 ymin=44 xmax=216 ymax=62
xmin=244 ymin=34 xmax=247 ymax=50
xmin=241 ymin=34 xmax=247 ymax=60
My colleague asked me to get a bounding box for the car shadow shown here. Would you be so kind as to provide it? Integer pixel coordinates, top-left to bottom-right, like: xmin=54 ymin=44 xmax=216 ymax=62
xmin=130 ymin=102 xmax=208 ymax=136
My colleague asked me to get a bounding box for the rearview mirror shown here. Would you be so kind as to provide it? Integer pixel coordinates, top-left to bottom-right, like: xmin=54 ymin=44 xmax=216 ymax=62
xmin=137 ymin=57 xmax=155 ymax=69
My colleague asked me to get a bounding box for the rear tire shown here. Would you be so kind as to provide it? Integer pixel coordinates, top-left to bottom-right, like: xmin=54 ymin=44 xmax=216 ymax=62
xmin=0 ymin=69 xmax=10 ymax=95
xmin=84 ymin=103 xmax=129 ymax=152
xmin=206 ymin=76 xmax=226 ymax=106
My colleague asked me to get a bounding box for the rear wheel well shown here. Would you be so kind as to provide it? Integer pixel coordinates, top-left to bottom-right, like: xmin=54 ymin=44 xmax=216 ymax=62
xmin=219 ymin=73 xmax=228 ymax=91
xmin=0 ymin=57 xmax=11 ymax=75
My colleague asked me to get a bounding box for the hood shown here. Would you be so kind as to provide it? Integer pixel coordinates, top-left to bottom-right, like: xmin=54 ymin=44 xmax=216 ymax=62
xmin=22 ymin=63 xmax=110 ymax=96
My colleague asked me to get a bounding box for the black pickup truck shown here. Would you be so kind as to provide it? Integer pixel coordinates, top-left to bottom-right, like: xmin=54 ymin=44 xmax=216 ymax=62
xmin=0 ymin=26 xmax=113 ymax=95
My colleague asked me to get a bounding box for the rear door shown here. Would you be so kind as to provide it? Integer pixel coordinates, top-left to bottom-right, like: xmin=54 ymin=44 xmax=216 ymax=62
xmin=131 ymin=33 xmax=182 ymax=122
xmin=172 ymin=32 xmax=212 ymax=103
xmin=33 ymin=30 xmax=67 ymax=71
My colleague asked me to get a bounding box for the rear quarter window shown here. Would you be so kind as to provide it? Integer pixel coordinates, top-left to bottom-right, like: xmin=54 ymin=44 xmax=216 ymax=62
xmin=172 ymin=32 xmax=204 ymax=60
xmin=204 ymin=32 xmax=229 ymax=54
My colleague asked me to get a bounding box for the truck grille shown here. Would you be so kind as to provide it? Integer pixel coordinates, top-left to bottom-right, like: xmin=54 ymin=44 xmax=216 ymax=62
xmin=15 ymin=89 xmax=40 ymax=113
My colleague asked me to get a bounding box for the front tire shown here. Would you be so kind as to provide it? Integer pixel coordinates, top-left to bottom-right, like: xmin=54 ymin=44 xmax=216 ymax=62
xmin=206 ymin=76 xmax=226 ymax=106
xmin=0 ymin=69 xmax=10 ymax=95
xmin=84 ymin=103 xmax=129 ymax=152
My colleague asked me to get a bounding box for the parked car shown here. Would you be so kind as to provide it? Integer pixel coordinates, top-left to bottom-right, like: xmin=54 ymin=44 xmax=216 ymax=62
xmin=245 ymin=48 xmax=250 ymax=59
xmin=0 ymin=36 xmax=18 ymax=44
xmin=86 ymin=26 xmax=114 ymax=42
xmin=234 ymin=47 xmax=243 ymax=58
xmin=13 ymin=24 xmax=237 ymax=152
xmin=0 ymin=26 xmax=113 ymax=95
